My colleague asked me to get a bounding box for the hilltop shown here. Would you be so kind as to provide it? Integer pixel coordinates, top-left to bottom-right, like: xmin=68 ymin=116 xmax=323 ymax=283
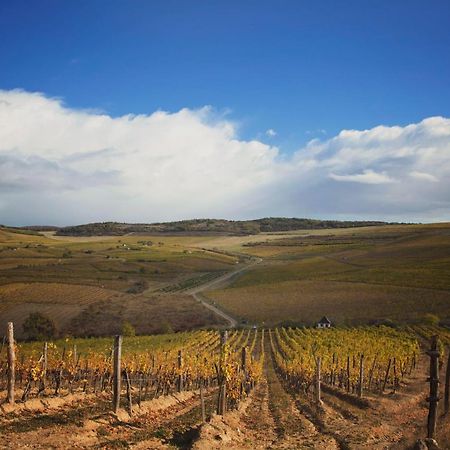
xmin=50 ymin=218 xmax=392 ymax=236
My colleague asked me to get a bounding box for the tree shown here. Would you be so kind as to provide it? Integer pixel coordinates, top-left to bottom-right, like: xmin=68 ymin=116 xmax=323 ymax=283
xmin=122 ymin=321 xmax=136 ymax=336
xmin=23 ymin=312 xmax=56 ymax=341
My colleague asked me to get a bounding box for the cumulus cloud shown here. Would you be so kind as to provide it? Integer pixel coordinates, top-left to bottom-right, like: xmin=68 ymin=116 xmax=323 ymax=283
xmin=0 ymin=89 xmax=449 ymax=225
xmin=266 ymin=128 xmax=277 ymax=137
xmin=329 ymin=170 xmax=396 ymax=184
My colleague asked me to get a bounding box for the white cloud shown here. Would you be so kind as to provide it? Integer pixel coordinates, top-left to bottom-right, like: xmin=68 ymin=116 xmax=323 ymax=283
xmin=0 ymin=89 xmax=449 ymax=225
xmin=329 ymin=170 xmax=396 ymax=184
xmin=409 ymin=171 xmax=439 ymax=182
xmin=266 ymin=128 xmax=277 ymax=137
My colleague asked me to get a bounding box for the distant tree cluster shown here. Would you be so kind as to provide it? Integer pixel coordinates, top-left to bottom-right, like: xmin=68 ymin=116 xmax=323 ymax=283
xmin=23 ymin=312 xmax=57 ymax=341
xmin=55 ymin=217 xmax=395 ymax=237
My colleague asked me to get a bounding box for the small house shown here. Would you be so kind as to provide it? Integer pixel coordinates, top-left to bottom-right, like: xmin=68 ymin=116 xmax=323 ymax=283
xmin=317 ymin=316 xmax=332 ymax=329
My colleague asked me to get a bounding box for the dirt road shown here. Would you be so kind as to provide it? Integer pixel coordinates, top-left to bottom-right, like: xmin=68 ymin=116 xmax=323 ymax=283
xmin=186 ymin=257 xmax=262 ymax=328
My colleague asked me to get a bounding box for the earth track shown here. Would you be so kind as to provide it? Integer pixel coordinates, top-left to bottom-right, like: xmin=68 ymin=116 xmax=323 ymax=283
xmin=0 ymin=390 xmax=217 ymax=449
xmin=264 ymin=337 xmax=339 ymax=450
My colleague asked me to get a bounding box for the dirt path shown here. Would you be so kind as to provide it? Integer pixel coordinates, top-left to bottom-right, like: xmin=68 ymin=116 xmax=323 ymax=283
xmin=0 ymin=390 xmax=216 ymax=450
xmin=286 ymin=351 xmax=436 ymax=450
xmin=192 ymin=291 xmax=238 ymax=327
xmin=264 ymin=340 xmax=339 ymax=450
xmin=193 ymin=336 xmax=339 ymax=450
xmin=186 ymin=257 xmax=263 ymax=328
xmin=179 ymin=334 xmax=442 ymax=450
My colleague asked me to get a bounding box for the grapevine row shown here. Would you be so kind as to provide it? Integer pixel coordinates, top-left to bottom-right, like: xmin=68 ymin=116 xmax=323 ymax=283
xmin=270 ymin=326 xmax=419 ymax=397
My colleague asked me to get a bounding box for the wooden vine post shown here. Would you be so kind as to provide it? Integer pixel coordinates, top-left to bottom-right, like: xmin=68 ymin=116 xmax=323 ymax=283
xmin=40 ymin=341 xmax=48 ymax=393
xmin=125 ymin=370 xmax=132 ymax=415
xmin=7 ymin=322 xmax=15 ymax=404
xmin=426 ymin=335 xmax=440 ymax=440
xmin=43 ymin=342 xmax=48 ymax=379
xmin=241 ymin=346 xmax=247 ymax=373
xmin=444 ymin=347 xmax=450 ymax=415
xmin=358 ymin=354 xmax=364 ymax=398
xmin=217 ymin=330 xmax=228 ymax=415
xmin=315 ymin=356 xmax=322 ymax=405
xmin=177 ymin=350 xmax=183 ymax=392
xmin=200 ymin=382 xmax=206 ymax=423
xmin=382 ymin=358 xmax=392 ymax=392
xmin=368 ymin=354 xmax=377 ymax=391
xmin=113 ymin=335 xmax=122 ymax=413
xmin=241 ymin=346 xmax=247 ymax=395
xmin=346 ymin=356 xmax=351 ymax=393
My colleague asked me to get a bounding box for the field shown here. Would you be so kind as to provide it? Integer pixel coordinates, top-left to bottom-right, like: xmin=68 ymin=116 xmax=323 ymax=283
xmin=206 ymin=223 xmax=450 ymax=327
xmin=1 ymin=220 xmax=450 ymax=448
xmin=0 ymin=326 xmax=449 ymax=449
xmin=1 ymin=223 xmax=450 ymax=336
xmin=0 ymin=228 xmax=237 ymax=337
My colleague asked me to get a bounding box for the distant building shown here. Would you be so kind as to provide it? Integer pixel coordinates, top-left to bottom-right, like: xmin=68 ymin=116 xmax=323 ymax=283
xmin=317 ymin=316 xmax=332 ymax=329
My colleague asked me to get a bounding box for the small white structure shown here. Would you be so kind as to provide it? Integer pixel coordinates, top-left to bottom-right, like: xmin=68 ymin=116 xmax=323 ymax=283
xmin=317 ymin=316 xmax=332 ymax=329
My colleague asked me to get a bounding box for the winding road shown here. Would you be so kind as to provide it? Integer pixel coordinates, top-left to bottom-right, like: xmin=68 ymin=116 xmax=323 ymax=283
xmin=186 ymin=257 xmax=262 ymax=328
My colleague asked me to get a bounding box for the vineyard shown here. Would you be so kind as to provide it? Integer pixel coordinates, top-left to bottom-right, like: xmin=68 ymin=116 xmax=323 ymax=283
xmin=271 ymin=327 xmax=420 ymax=397
xmin=0 ymin=324 xmax=449 ymax=449
xmin=0 ymin=327 xmax=264 ymax=414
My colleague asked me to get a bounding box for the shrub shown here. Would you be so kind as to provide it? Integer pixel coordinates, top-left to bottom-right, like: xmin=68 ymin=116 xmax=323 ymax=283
xmin=122 ymin=321 xmax=136 ymax=336
xmin=126 ymin=280 xmax=149 ymax=294
xmin=422 ymin=313 xmax=440 ymax=326
xmin=23 ymin=312 xmax=57 ymax=341
xmin=159 ymin=321 xmax=174 ymax=334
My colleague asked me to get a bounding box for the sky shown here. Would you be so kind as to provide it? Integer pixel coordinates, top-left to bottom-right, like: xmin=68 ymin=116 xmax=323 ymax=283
xmin=0 ymin=1 xmax=450 ymax=225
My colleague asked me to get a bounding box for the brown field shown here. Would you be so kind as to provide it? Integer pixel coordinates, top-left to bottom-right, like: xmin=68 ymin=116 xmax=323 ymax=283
xmin=0 ymin=228 xmax=233 ymax=337
xmin=0 ymin=282 xmax=226 ymax=338
xmin=206 ymin=223 xmax=450 ymax=326
xmin=2 ymin=223 xmax=450 ymax=336
xmin=208 ymin=279 xmax=450 ymax=326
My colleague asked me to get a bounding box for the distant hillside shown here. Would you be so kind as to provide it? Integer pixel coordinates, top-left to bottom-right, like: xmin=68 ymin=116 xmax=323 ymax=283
xmin=55 ymin=218 xmax=391 ymax=236
xmin=0 ymin=225 xmax=43 ymax=236
xmin=20 ymin=225 xmax=60 ymax=232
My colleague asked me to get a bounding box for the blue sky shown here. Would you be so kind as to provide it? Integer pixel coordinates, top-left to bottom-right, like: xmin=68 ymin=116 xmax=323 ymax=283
xmin=1 ymin=1 xmax=450 ymax=225
xmin=1 ymin=0 xmax=449 ymax=151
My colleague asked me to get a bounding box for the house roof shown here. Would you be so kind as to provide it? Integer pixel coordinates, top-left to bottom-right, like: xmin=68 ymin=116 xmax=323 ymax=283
xmin=318 ymin=316 xmax=331 ymax=324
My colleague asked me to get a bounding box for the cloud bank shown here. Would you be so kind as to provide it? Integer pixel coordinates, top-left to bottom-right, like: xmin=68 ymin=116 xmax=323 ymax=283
xmin=0 ymin=89 xmax=449 ymax=225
